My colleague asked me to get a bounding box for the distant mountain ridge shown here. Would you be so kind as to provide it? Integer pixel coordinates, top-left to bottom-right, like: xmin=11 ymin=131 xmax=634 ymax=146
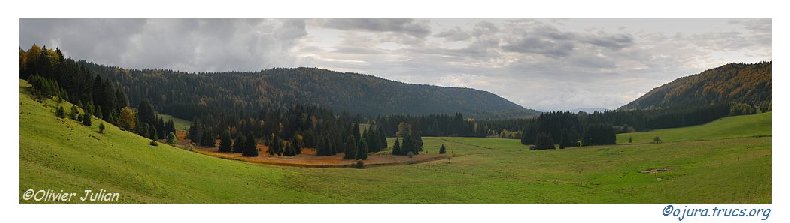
xmin=83 ymin=63 xmax=539 ymax=120
xmin=619 ymin=62 xmax=771 ymax=111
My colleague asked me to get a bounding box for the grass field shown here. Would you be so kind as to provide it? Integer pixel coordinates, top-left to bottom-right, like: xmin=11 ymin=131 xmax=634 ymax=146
xmin=617 ymin=113 xmax=772 ymax=144
xmin=157 ymin=113 xmax=191 ymax=131
xmin=19 ymin=80 xmax=771 ymax=203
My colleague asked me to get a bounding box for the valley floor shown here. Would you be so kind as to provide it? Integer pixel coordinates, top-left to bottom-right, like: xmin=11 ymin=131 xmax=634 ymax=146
xmin=19 ymin=80 xmax=771 ymax=203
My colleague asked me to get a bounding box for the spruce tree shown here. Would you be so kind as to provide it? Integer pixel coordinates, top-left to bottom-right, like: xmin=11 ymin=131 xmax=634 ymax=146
xmin=81 ymin=111 xmax=92 ymax=126
xmin=242 ymin=134 xmax=259 ymax=157
xmin=357 ymin=137 xmax=368 ymax=160
xmin=166 ymin=132 xmax=176 ymax=144
xmin=352 ymin=123 xmax=360 ymax=139
xmin=219 ymin=130 xmax=232 ymax=152
xmin=56 ymin=106 xmax=66 ymax=119
xmin=401 ymin=135 xmax=413 ymax=155
xmin=233 ymin=135 xmax=246 ymax=153
xmin=69 ymin=105 xmax=79 ymax=120
xmin=534 ymin=132 xmax=555 ymax=150
xmin=343 ymin=136 xmax=357 ymax=159
xmin=439 ymin=144 xmax=446 ymax=154
xmin=377 ymin=127 xmax=387 ymax=150
xmin=273 ymin=135 xmax=283 ymax=156
xmin=392 ymin=138 xmax=401 ymax=156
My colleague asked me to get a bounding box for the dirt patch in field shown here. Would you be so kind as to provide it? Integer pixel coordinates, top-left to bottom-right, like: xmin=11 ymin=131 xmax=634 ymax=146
xmin=192 ymin=144 xmax=449 ymax=168
xmin=639 ymin=168 xmax=671 ymax=174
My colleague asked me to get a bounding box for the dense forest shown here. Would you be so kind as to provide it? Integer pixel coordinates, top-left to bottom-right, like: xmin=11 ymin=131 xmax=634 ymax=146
xmin=19 ymin=44 xmax=411 ymax=159
xmin=186 ymin=104 xmax=390 ymax=158
xmin=79 ymin=62 xmax=539 ymax=121
xmin=478 ymin=62 xmax=772 ymax=148
xmin=20 ymin=44 xmax=772 ymax=154
xmin=375 ymin=113 xmax=485 ymax=137
xmin=19 ymin=45 xmax=178 ymax=145
xmin=479 ymin=103 xmax=741 ymax=149
xmin=620 ymin=62 xmax=771 ymax=111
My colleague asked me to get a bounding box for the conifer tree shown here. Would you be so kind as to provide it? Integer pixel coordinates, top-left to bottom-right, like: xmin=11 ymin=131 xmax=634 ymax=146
xmin=343 ymin=136 xmax=357 ymax=159
xmin=392 ymin=138 xmax=401 ymax=155
xmin=357 ymin=137 xmax=368 ymax=160
xmin=242 ymin=133 xmax=259 ymax=157
xmin=233 ymin=135 xmax=246 ymax=153
xmin=219 ymin=130 xmax=232 ymax=152
xmin=81 ymin=111 xmax=92 ymax=126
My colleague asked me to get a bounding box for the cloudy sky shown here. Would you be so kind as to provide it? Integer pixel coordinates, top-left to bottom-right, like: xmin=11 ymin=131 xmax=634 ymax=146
xmin=19 ymin=18 xmax=771 ymax=111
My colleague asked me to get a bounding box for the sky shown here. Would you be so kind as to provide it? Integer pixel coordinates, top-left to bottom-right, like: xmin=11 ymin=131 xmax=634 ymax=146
xmin=19 ymin=18 xmax=771 ymax=111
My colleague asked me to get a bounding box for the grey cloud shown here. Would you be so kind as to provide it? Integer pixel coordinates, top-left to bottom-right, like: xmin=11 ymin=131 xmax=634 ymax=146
xmin=435 ymin=27 xmax=471 ymax=41
xmin=20 ymin=18 xmax=771 ymax=110
xmin=20 ymin=19 xmax=147 ymax=65
xmin=275 ymin=19 xmax=308 ymax=41
xmin=20 ymin=18 xmax=308 ymax=72
xmin=321 ymin=18 xmax=431 ymax=38
xmin=502 ymin=37 xmax=575 ymax=58
xmin=730 ymin=19 xmax=771 ymax=34
xmin=471 ymin=21 xmax=499 ymax=37
xmin=586 ymin=33 xmax=634 ymax=50
xmin=333 ymin=46 xmax=384 ymax=55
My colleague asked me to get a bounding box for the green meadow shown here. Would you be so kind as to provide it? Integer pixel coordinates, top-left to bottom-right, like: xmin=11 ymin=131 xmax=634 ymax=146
xmin=157 ymin=113 xmax=192 ymax=131
xmin=19 ymin=80 xmax=771 ymax=203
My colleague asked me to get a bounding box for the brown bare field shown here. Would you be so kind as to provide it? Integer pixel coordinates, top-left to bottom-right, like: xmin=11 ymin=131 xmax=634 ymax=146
xmin=192 ymin=144 xmax=448 ymax=168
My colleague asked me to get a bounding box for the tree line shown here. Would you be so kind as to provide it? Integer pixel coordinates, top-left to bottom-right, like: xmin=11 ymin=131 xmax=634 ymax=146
xmin=20 ymin=45 xmax=128 ymax=125
xmin=77 ymin=63 xmax=537 ymax=121
xmin=21 ymin=44 xmax=178 ymax=144
xmin=374 ymin=113 xmax=485 ymax=137
xmin=517 ymin=111 xmax=616 ymax=150
xmin=187 ymin=104 xmax=389 ymax=159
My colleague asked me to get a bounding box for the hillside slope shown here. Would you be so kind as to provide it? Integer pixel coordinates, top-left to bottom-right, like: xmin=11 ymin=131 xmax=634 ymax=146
xmin=620 ymin=62 xmax=771 ymax=110
xmin=20 ymin=79 xmax=769 ymax=203
xmin=83 ymin=63 xmax=539 ymax=120
xmin=19 ymin=79 xmax=327 ymax=203
xmin=617 ymin=112 xmax=771 ymax=144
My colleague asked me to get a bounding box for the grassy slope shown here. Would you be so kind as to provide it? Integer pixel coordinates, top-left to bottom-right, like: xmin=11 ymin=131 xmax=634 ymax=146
xmin=19 ymin=80 xmax=333 ymax=203
xmin=617 ymin=112 xmax=772 ymax=144
xmin=20 ymin=79 xmax=770 ymax=203
xmin=157 ymin=113 xmax=191 ymax=131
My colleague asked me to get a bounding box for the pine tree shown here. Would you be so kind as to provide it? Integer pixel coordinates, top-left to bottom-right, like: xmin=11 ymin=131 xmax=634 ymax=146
xmin=99 ymin=122 xmax=106 ymax=134
xmin=201 ymin=131 xmax=215 ymax=147
xmin=273 ymin=135 xmax=283 ymax=156
xmin=377 ymin=127 xmax=387 ymax=150
xmin=357 ymin=137 xmax=368 ymax=160
xmin=284 ymin=141 xmax=296 ymax=156
xmin=353 ymin=123 xmax=361 ymax=139
xmin=343 ymin=136 xmax=357 ymax=159
xmin=219 ymin=130 xmax=232 ymax=152
xmin=534 ymin=132 xmax=555 ymax=150
xmin=69 ymin=104 xmax=79 ymax=120
xmin=233 ymin=135 xmax=245 ymax=153
xmin=81 ymin=111 xmax=92 ymax=126
xmin=56 ymin=106 xmax=66 ymax=119
xmin=439 ymin=144 xmax=446 ymax=154
xmin=152 ymin=127 xmax=159 ymax=140
xmin=267 ymin=135 xmax=276 ymax=156
xmin=166 ymin=132 xmax=176 ymax=144
xmin=242 ymin=134 xmax=259 ymax=157
xmin=392 ymin=138 xmax=401 ymax=156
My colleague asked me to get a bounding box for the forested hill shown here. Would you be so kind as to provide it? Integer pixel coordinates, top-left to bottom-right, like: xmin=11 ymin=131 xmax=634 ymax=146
xmin=81 ymin=63 xmax=538 ymax=120
xmin=619 ymin=62 xmax=772 ymax=111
